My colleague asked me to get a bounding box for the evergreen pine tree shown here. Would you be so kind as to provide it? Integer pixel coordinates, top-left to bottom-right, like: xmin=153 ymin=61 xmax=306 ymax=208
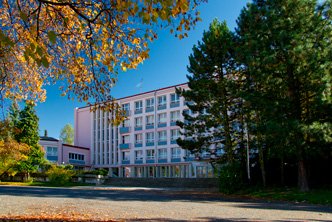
xmin=11 ymin=102 xmax=44 ymax=176
xmin=177 ymin=19 xmax=243 ymax=164
xmin=236 ymin=0 xmax=332 ymax=191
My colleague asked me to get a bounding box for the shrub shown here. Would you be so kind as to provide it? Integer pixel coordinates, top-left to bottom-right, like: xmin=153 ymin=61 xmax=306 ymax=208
xmin=47 ymin=165 xmax=74 ymax=185
xmin=218 ymin=161 xmax=245 ymax=194
xmin=82 ymin=169 xmax=108 ymax=176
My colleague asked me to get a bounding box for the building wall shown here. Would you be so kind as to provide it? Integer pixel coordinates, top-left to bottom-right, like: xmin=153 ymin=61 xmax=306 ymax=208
xmin=74 ymin=107 xmax=91 ymax=148
xmin=39 ymin=139 xmax=91 ymax=169
xmin=75 ymin=83 xmax=214 ymax=178
xmin=63 ymin=145 xmax=91 ymax=168
xmin=39 ymin=140 xmax=63 ymax=165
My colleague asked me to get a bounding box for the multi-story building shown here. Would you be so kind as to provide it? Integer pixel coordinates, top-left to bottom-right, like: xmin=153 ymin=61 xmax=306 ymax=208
xmin=74 ymin=83 xmax=214 ymax=178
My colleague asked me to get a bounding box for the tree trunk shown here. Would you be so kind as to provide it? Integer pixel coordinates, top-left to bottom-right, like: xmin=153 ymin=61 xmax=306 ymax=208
xmin=280 ymin=157 xmax=284 ymax=186
xmin=255 ymin=112 xmax=266 ymax=187
xmin=298 ymin=159 xmax=309 ymax=192
xmin=287 ymin=65 xmax=309 ymax=192
xmin=257 ymin=133 xmax=266 ymax=187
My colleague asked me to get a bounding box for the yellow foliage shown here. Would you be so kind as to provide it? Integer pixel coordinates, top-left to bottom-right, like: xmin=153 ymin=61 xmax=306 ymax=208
xmin=0 ymin=0 xmax=204 ymax=120
xmin=0 ymin=138 xmax=30 ymax=176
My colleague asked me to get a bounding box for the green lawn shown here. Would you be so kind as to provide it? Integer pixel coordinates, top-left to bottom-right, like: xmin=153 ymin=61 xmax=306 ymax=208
xmin=237 ymin=187 xmax=332 ymax=206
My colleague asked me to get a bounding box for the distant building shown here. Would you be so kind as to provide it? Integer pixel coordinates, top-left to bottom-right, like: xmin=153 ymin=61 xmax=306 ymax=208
xmin=74 ymin=83 xmax=214 ymax=178
xmin=39 ymin=136 xmax=91 ymax=170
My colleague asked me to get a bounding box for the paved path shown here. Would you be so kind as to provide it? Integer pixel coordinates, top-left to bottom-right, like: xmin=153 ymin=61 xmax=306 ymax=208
xmin=0 ymin=185 xmax=331 ymax=222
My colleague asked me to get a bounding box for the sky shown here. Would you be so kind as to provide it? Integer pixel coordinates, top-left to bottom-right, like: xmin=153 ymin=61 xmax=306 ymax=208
xmin=36 ymin=0 xmax=250 ymax=139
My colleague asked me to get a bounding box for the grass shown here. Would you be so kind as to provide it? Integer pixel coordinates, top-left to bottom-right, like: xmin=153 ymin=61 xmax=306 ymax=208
xmin=0 ymin=181 xmax=90 ymax=187
xmin=237 ymin=187 xmax=332 ymax=206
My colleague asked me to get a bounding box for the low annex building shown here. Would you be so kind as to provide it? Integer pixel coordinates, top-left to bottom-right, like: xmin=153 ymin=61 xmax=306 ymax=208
xmin=74 ymin=83 xmax=214 ymax=178
xmin=39 ymin=136 xmax=91 ymax=170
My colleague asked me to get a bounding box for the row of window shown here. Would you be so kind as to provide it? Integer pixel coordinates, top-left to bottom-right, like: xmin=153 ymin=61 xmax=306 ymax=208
xmin=46 ymin=147 xmax=85 ymax=160
xmin=122 ymin=110 xmax=182 ymax=127
xmin=69 ymin=153 xmax=85 ymax=161
xmin=121 ymin=94 xmax=180 ymax=112
xmin=121 ymin=129 xmax=181 ymax=144
xmin=122 ymin=147 xmax=182 ymax=161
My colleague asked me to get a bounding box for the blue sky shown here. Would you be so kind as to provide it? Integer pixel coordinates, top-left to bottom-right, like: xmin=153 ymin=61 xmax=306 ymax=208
xmin=36 ymin=0 xmax=250 ymax=138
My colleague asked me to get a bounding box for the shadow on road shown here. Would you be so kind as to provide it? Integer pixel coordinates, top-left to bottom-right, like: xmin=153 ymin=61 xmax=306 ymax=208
xmin=0 ymin=185 xmax=332 ymax=215
xmin=0 ymin=216 xmax=331 ymax=222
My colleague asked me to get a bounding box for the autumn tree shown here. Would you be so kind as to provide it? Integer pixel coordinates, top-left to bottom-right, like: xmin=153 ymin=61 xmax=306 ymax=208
xmin=0 ymin=120 xmax=30 ymax=178
xmin=236 ymin=0 xmax=332 ymax=191
xmin=60 ymin=123 xmax=74 ymax=145
xmin=0 ymin=0 xmax=205 ymax=118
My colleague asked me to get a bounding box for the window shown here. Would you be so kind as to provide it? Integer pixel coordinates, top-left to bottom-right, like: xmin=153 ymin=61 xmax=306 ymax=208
xmin=69 ymin=153 xmax=85 ymax=161
xmin=146 ymin=98 xmax=154 ymax=108
xmin=158 ymin=131 xmax=167 ymax=142
xmin=158 ymin=113 xmax=167 ymax=123
xmin=47 ymin=147 xmax=57 ymax=156
xmin=135 ymin=117 xmax=142 ymax=127
xmin=135 ymin=134 xmax=142 ymax=144
xmin=122 ymin=103 xmax=130 ymax=111
xmin=146 ymin=132 xmax=154 ymax=143
xmin=158 ymin=148 xmax=167 ymax=159
xmin=122 ymin=135 xmax=130 ymax=144
xmin=170 ymin=110 xmax=181 ymax=122
xmin=135 ymin=101 xmax=143 ymax=111
xmin=146 ymin=115 xmax=154 ymax=126
xmin=122 ymin=119 xmax=130 ymax=127
xmin=171 ymin=148 xmax=181 ymax=158
xmin=146 ymin=149 xmax=155 ymax=159
xmin=122 ymin=152 xmax=130 ymax=160
xmin=170 ymin=93 xmax=180 ymax=103
xmin=158 ymin=95 xmax=166 ymax=106
xmin=135 ymin=150 xmax=143 ymax=160
xmin=171 ymin=129 xmax=180 ymax=140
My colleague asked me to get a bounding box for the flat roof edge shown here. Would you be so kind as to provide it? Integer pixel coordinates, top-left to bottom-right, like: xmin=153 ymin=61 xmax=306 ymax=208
xmin=77 ymin=82 xmax=187 ymax=110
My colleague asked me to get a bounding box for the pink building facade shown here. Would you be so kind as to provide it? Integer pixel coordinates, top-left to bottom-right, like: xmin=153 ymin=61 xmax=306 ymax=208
xmin=74 ymin=83 xmax=214 ymax=178
xmin=39 ymin=137 xmax=91 ymax=170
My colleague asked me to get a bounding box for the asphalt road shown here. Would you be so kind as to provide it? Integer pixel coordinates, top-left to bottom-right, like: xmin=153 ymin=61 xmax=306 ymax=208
xmin=0 ymin=185 xmax=331 ymax=222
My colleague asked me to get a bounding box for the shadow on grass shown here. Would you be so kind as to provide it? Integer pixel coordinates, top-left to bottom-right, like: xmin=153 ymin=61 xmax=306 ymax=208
xmin=0 ymin=186 xmax=332 ymax=215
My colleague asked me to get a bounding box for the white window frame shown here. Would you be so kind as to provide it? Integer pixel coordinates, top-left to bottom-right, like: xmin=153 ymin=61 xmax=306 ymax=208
xmin=171 ymin=147 xmax=181 ymax=158
xmin=158 ymin=95 xmax=167 ymax=106
xmin=146 ymin=149 xmax=155 ymax=159
xmin=122 ymin=119 xmax=130 ymax=127
xmin=135 ymin=117 xmax=142 ymax=127
xmin=135 ymin=134 xmax=142 ymax=144
xmin=146 ymin=98 xmax=154 ymax=108
xmin=122 ymin=103 xmax=130 ymax=111
xmin=135 ymin=100 xmax=143 ymax=111
xmin=146 ymin=132 xmax=154 ymax=143
xmin=135 ymin=150 xmax=143 ymax=160
xmin=146 ymin=115 xmax=154 ymax=126
xmin=171 ymin=129 xmax=180 ymax=141
xmin=158 ymin=130 xmax=167 ymax=142
xmin=170 ymin=93 xmax=180 ymax=103
xmin=170 ymin=110 xmax=180 ymax=122
xmin=158 ymin=148 xmax=167 ymax=159
xmin=158 ymin=113 xmax=167 ymax=124
xmin=122 ymin=152 xmax=130 ymax=160
xmin=47 ymin=147 xmax=58 ymax=156
xmin=122 ymin=135 xmax=130 ymax=144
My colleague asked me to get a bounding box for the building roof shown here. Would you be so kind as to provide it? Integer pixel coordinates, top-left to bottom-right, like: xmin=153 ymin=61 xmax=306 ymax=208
xmin=62 ymin=143 xmax=90 ymax=150
xmin=40 ymin=136 xmax=59 ymax=141
xmin=77 ymin=82 xmax=188 ymax=110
